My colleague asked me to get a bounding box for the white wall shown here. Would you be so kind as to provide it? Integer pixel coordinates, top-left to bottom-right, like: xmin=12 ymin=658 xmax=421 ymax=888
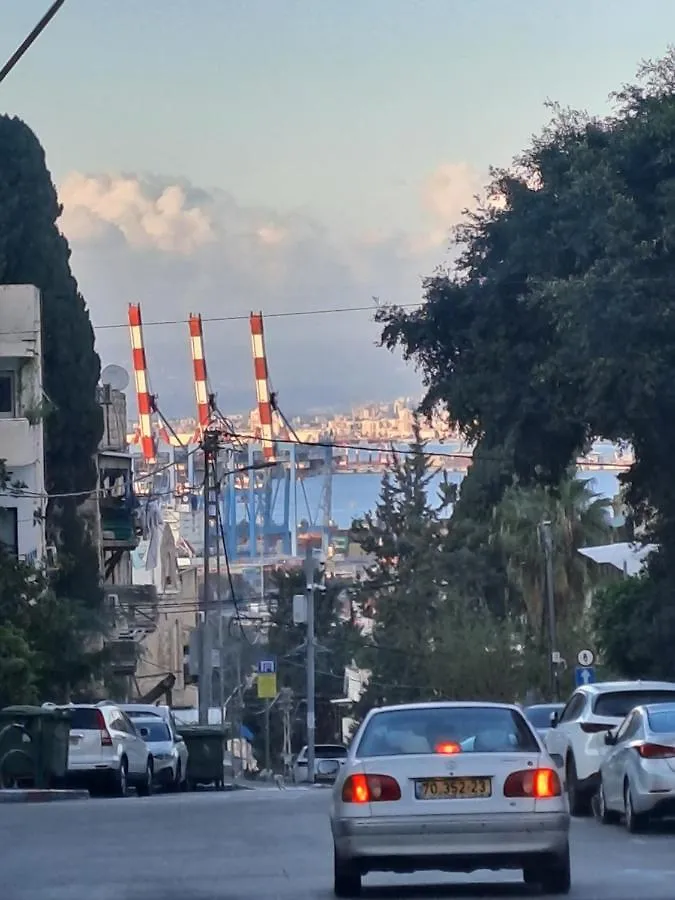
xmin=0 ymin=286 xmax=45 ymax=562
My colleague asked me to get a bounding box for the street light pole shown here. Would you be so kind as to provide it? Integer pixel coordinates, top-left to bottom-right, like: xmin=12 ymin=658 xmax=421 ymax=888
xmin=0 ymin=0 xmax=67 ymax=86
xmin=539 ymin=520 xmax=560 ymax=702
xmin=304 ymin=542 xmax=316 ymax=784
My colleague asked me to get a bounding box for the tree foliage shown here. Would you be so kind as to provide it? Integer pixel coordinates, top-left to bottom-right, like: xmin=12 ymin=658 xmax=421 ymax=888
xmin=0 ymin=115 xmax=103 ymax=599
xmin=377 ymin=51 xmax=675 ymax=671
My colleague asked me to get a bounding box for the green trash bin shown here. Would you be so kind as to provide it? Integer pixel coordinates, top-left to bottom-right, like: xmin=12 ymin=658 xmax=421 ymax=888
xmin=179 ymin=725 xmax=228 ymax=791
xmin=0 ymin=705 xmax=71 ymax=789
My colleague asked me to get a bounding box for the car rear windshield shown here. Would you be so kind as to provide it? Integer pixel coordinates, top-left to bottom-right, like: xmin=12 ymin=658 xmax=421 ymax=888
xmin=646 ymin=706 xmax=675 ymax=733
xmin=126 ymin=709 xmax=162 ymax=719
xmin=356 ymin=706 xmax=539 ymax=757
xmin=524 ymin=706 xmax=561 ymax=729
xmin=594 ymin=691 xmax=675 ymax=718
xmin=315 ymin=745 xmax=347 ymax=758
xmin=68 ymin=708 xmax=102 ymax=730
xmin=136 ymin=721 xmax=171 ymax=742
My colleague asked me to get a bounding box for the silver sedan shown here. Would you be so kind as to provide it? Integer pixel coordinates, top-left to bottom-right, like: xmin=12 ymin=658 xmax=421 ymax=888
xmin=598 ymin=702 xmax=675 ymax=831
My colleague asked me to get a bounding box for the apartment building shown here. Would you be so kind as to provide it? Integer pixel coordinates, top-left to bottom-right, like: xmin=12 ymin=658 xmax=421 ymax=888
xmin=0 ymin=285 xmax=46 ymax=563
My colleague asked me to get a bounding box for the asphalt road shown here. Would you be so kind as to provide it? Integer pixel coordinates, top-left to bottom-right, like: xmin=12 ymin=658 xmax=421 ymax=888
xmin=2 ymin=786 xmax=675 ymax=900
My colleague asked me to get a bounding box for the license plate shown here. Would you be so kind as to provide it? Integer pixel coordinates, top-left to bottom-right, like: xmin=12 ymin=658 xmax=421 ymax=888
xmin=415 ymin=777 xmax=492 ymax=799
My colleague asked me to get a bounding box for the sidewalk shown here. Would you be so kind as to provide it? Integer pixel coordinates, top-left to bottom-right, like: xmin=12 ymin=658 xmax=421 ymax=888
xmin=0 ymin=789 xmax=90 ymax=804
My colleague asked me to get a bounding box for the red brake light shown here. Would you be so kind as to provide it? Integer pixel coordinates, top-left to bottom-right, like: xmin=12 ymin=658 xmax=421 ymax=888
xmin=435 ymin=741 xmax=461 ymax=755
xmin=503 ymin=768 xmax=561 ymax=799
xmin=580 ymin=722 xmax=614 ymax=734
xmin=637 ymin=742 xmax=675 ymax=759
xmin=96 ymin=710 xmax=113 ymax=747
xmin=341 ymin=774 xmax=401 ymax=803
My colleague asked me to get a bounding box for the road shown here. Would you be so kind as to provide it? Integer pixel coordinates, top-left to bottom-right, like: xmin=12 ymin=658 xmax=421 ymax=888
xmin=1 ymin=786 xmax=675 ymax=900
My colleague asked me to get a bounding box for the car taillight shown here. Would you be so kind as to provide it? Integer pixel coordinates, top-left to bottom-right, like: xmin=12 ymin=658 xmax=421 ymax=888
xmin=637 ymin=742 xmax=675 ymax=759
xmin=580 ymin=722 xmax=614 ymax=734
xmin=341 ymin=773 xmax=401 ymax=803
xmin=96 ymin=710 xmax=113 ymax=747
xmin=435 ymin=741 xmax=462 ymax=755
xmin=503 ymin=768 xmax=561 ymax=799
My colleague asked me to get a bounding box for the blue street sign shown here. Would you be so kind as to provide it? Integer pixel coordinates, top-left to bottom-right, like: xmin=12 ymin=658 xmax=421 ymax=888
xmin=258 ymin=658 xmax=276 ymax=674
xmin=575 ymin=666 xmax=596 ymax=687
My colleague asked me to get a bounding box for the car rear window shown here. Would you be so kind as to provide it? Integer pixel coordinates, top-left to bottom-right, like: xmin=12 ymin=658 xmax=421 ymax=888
xmin=646 ymin=706 xmax=675 ymax=733
xmin=594 ymin=691 xmax=675 ymax=718
xmin=356 ymin=706 xmax=539 ymax=757
xmin=525 ymin=706 xmax=562 ymax=729
xmin=126 ymin=709 xmax=162 ymax=719
xmin=315 ymin=745 xmax=347 ymax=758
xmin=68 ymin=708 xmax=102 ymax=730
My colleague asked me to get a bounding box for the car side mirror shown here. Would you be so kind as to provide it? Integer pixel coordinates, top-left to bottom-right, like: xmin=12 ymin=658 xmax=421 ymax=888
xmin=604 ymin=732 xmax=616 ymax=746
xmin=175 ymin=734 xmax=183 ymax=742
xmin=549 ymin=711 xmax=559 ymax=728
xmin=316 ymin=759 xmax=341 ymax=778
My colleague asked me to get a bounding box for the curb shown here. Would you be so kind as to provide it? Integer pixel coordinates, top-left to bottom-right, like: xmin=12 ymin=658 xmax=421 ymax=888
xmin=0 ymin=789 xmax=90 ymax=804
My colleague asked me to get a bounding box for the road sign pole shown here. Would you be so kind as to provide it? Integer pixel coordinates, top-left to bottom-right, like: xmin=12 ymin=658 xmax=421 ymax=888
xmin=304 ymin=543 xmax=316 ymax=785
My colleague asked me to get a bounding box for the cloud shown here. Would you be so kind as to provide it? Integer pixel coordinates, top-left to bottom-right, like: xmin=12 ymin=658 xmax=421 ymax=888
xmin=57 ymin=171 xmax=442 ymax=417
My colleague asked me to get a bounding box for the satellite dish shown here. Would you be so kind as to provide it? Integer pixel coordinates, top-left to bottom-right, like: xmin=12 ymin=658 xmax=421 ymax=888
xmin=101 ymin=364 xmax=130 ymax=392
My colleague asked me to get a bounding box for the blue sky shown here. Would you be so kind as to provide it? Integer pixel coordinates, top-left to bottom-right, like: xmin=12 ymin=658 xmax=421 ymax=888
xmin=2 ymin=0 xmax=675 ymax=413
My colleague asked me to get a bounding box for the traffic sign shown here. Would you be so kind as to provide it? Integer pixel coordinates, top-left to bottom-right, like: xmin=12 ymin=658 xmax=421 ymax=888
xmin=577 ymin=649 xmax=595 ymax=667
xmin=257 ymin=673 xmax=277 ymax=699
xmin=575 ymin=666 xmax=596 ymax=687
xmin=258 ymin=658 xmax=276 ymax=674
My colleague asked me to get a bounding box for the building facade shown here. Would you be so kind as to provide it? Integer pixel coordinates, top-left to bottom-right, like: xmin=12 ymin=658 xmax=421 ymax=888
xmin=0 ymin=285 xmax=46 ymax=563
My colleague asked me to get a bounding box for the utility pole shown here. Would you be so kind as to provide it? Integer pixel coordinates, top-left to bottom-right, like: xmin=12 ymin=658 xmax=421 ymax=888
xmin=304 ymin=542 xmax=316 ymax=783
xmin=539 ymin=520 xmax=560 ymax=702
xmin=264 ymin=700 xmax=271 ymax=772
xmin=198 ymin=429 xmax=220 ymax=724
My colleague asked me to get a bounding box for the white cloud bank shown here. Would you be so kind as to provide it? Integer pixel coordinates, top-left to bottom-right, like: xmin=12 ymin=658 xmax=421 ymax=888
xmin=58 ymin=164 xmax=483 ymax=416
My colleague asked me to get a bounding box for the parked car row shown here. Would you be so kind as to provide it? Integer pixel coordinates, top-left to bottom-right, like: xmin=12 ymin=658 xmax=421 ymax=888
xmin=527 ymin=679 xmax=675 ymax=830
xmin=45 ymin=701 xmax=189 ymax=796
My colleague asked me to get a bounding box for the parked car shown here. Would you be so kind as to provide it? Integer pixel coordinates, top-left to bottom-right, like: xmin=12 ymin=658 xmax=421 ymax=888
xmin=134 ymin=717 xmax=188 ymax=791
xmin=330 ymin=701 xmax=570 ymax=897
xmin=60 ymin=703 xmax=154 ymax=796
xmin=293 ymin=744 xmax=348 ymax=783
xmin=597 ymin=702 xmax=675 ymax=831
xmin=524 ymin=703 xmax=565 ymax=740
xmin=119 ymin=704 xmax=188 ymax=789
xmin=545 ymin=680 xmax=675 ymax=816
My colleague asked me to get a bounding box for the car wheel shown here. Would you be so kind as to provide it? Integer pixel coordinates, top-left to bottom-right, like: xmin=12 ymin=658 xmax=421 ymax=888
xmin=333 ymin=851 xmax=361 ymax=898
xmin=114 ymin=758 xmax=129 ymax=797
xmin=525 ymin=845 xmax=571 ymax=894
xmin=624 ymin=780 xmax=647 ymax=833
xmin=137 ymin=759 xmax=154 ymax=797
xmin=597 ymin=781 xmax=620 ymax=825
xmin=565 ymin=755 xmax=591 ymax=816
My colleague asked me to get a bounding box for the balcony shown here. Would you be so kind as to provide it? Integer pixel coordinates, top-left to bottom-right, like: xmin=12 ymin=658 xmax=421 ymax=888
xmin=0 ymin=418 xmax=39 ymax=468
xmin=107 ymin=637 xmax=140 ymax=677
xmin=100 ymin=501 xmax=138 ymax=547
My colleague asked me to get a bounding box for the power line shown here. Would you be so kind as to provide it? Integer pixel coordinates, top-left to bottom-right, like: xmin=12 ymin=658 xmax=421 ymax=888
xmin=0 ymin=302 xmax=421 ymax=338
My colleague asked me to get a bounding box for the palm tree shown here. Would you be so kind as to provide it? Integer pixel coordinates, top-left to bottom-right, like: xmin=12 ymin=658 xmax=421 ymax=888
xmin=494 ymin=472 xmax=614 ymax=631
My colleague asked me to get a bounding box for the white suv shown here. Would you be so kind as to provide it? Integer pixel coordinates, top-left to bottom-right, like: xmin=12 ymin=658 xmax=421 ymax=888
xmin=545 ymin=681 xmax=675 ymax=815
xmin=61 ymin=703 xmax=155 ymax=797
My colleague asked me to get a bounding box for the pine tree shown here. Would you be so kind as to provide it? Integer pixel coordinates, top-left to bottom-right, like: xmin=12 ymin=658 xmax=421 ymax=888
xmin=352 ymin=422 xmax=444 ymax=711
xmin=0 ymin=116 xmax=106 ymax=696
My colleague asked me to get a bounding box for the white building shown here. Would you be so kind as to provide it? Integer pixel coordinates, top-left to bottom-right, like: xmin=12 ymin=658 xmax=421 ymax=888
xmin=0 ymin=285 xmax=46 ymax=563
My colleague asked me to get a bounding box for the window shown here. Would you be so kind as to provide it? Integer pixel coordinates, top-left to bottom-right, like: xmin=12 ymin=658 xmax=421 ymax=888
xmin=559 ymin=693 xmax=586 ymax=723
xmin=0 ymin=507 xmax=18 ymax=556
xmin=68 ymin=708 xmax=103 ymax=730
xmin=646 ymin=705 xmax=675 ymax=733
xmin=136 ymin=721 xmax=171 ymax=742
xmin=525 ymin=705 xmax=564 ymax=729
xmin=594 ymin=690 xmax=675 ymax=718
xmin=0 ymin=371 xmax=15 ymax=417
xmin=356 ymin=706 xmax=539 ymax=758
xmin=315 ymin=745 xmax=348 ymax=759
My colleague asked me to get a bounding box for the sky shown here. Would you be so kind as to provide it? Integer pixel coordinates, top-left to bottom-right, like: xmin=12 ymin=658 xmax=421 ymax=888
xmin=3 ymin=0 xmax=675 ymax=416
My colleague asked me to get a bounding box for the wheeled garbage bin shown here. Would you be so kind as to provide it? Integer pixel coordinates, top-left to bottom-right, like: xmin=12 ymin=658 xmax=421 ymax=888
xmin=0 ymin=705 xmax=71 ymax=789
xmin=180 ymin=725 xmax=228 ymax=791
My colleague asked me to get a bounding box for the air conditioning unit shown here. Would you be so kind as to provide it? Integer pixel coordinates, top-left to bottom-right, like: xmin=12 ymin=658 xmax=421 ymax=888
xmin=106 ymin=592 xmax=120 ymax=610
xmin=45 ymin=545 xmax=58 ymax=569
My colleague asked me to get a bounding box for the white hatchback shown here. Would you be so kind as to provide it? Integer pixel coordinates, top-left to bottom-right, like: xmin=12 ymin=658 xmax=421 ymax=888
xmin=330 ymin=701 xmax=570 ymax=897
